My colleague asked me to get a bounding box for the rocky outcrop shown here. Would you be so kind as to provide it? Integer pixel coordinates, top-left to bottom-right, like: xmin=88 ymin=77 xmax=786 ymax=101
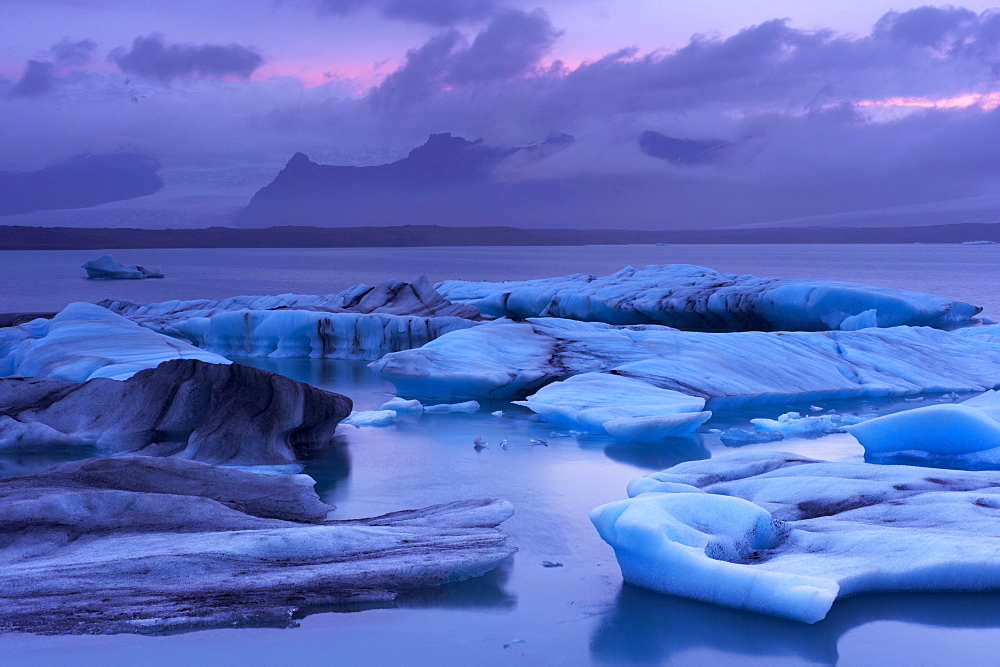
xmin=0 ymin=456 xmax=514 ymax=634
xmin=0 ymin=358 xmax=352 ymax=465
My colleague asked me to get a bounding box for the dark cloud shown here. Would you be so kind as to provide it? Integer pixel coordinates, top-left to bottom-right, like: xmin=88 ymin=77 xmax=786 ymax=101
xmin=12 ymin=60 xmax=57 ymax=98
xmin=874 ymin=6 xmax=976 ymax=47
xmin=9 ymin=5 xmax=1000 ymax=232
xmin=318 ymin=0 xmax=497 ymax=25
xmin=370 ymin=9 xmax=557 ymax=106
xmin=109 ymin=34 xmax=263 ymax=83
xmin=448 ymin=9 xmax=559 ymax=83
xmin=49 ymin=38 xmax=97 ymax=67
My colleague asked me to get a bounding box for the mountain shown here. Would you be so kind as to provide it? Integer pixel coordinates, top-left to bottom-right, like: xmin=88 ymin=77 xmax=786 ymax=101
xmin=0 ymin=153 xmax=163 ymax=217
xmin=236 ymin=133 xmax=572 ymax=228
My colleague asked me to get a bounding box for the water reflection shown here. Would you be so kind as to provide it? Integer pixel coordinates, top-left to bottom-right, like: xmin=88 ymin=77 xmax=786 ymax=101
xmin=603 ymin=436 xmax=711 ymax=470
xmin=300 ymin=432 xmax=352 ymax=498
xmin=591 ymin=584 xmax=1000 ymax=665
xmin=0 ymin=444 xmax=99 ymax=479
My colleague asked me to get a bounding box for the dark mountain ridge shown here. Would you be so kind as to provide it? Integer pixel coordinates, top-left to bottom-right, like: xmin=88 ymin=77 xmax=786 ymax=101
xmin=0 ymin=152 xmax=163 ymax=217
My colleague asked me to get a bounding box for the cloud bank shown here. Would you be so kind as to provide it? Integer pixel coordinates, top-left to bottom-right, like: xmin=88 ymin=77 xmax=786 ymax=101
xmin=4 ymin=5 xmax=1000 ymax=228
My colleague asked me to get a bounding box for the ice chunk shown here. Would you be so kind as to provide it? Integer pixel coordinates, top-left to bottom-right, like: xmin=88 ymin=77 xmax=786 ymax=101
xmin=0 ymin=302 xmax=228 ymax=382
xmin=0 ymin=359 xmax=352 ymax=465
xmin=82 ymin=254 xmax=164 ymax=280
xmin=437 ymin=265 xmax=980 ymax=331
xmin=95 ymin=278 xmax=481 ymax=361
xmin=423 ymin=400 xmax=480 ymax=413
xmin=720 ymin=429 xmax=785 ymax=446
xmin=101 ymin=276 xmax=480 ymax=320
xmin=514 ymin=373 xmax=710 ymax=441
xmin=0 ymin=456 xmax=514 ymax=633
xmin=848 ymin=390 xmax=1000 ymax=468
xmin=343 ymin=410 xmax=397 ymax=427
xmin=371 ymin=317 xmax=1000 ymax=404
xmin=838 ymin=309 xmax=878 ymax=331
xmin=750 ymin=411 xmax=870 ymax=438
xmin=378 ymin=397 xmax=424 ymax=413
xmin=592 ymin=450 xmax=1000 ymax=623
xmin=962 ymin=240 xmax=997 ymax=245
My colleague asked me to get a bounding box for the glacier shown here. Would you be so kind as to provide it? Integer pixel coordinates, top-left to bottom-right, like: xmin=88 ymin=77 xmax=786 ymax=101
xmin=0 ymin=359 xmax=352 ymax=465
xmin=436 ymin=265 xmax=980 ymax=332
xmin=370 ymin=318 xmax=1000 ymax=411
xmin=0 ymin=456 xmax=514 ymax=634
xmin=82 ymin=254 xmax=164 ymax=280
xmin=848 ymin=390 xmax=1000 ymax=468
xmin=0 ymin=302 xmax=228 ymax=382
xmin=591 ymin=450 xmax=1000 ymax=623
xmin=99 ymin=277 xmax=480 ymax=360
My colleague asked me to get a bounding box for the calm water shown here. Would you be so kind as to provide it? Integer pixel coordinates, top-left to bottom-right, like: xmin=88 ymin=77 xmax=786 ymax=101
xmin=1 ymin=244 xmax=999 ymax=318
xmin=3 ymin=245 xmax=1000 ymax=666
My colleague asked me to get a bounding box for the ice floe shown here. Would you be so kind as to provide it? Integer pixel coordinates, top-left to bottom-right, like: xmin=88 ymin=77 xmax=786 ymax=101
xmin=99 ymin=278 xmax=480 ymax=360
xmin=343 ymin=409 xmax=398 ymax=427
xmin=437 ymin=265 xmax=980 ymax=331
xmin=848 ymin=390 xmax=1000 ymax=468
xmin=514 ymin=373 xmax=710 ymax=441
xmin=591 ymin=450 xmax=1000 ymax=623
xmin=102 ymin=276 xmax=480 ymax=320
xmin=0 ymin=456 xmax=514 ymax=633
xmin=0 ymin=302 xmax=228 ymax=382
xmin=82 ymin=254 xmax=164 ymax=280
xmin=371 ymin=318 xmax=1000 ymax=406
xmin=0 ymin=359 xmax=352 ymax=465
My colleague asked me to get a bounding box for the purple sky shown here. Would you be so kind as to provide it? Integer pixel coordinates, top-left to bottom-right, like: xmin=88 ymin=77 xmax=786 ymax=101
xmin=4 ymin=1 xmax=1000 ymax=228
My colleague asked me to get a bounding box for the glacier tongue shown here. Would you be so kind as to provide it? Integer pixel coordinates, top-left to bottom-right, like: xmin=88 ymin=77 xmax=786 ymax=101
xmin=592 ymin=450 xmax=1000 ymax=623
xmin=436 ymin=264 xmax=981 ymax=331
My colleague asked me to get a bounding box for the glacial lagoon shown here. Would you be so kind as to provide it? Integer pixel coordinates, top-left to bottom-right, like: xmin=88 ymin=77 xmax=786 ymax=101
xmin=3 ymin=244 xmax=1000 ymax=665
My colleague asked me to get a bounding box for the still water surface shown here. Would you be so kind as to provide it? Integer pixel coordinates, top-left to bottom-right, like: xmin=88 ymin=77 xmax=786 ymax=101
xmin=2 ymin=245 xmax=1000 ymax=665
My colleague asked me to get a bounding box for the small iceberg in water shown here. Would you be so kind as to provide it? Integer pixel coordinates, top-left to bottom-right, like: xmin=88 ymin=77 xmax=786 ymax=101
xmin=82 ymin=254 xmax=164 ymax=280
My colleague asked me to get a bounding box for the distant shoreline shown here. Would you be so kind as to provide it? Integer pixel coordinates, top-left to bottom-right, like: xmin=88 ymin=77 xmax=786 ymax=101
xmin=1 ymin=222 xmax=998 ymax=250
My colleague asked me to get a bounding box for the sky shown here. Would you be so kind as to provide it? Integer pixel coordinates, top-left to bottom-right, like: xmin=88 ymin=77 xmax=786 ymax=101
xmin=3 ymin=1 xmax=1000 ymax=227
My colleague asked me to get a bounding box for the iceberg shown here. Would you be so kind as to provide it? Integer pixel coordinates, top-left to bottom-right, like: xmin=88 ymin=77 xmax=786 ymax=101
xmin=0 ymin=302 xmax=228 ymax=382
xmin=437 ymin=265 xmax=980 ymax=331
xmin=371 ymin=318 xmax=1000 ymax=405
xmin=422 ymin=400 xmax=481 ymax=414
xmin=82 ymin=254 xmax=164 ymax=280
xmin=848 ymin=390 xmax=1000 ymax=468
xmin=514 ymin=373 xmax=710 ymax=441
xmin=0 ymin=456 xmax=514 ymax=634
xmin=342 ymin=409 xmax=398 ymax=427
xmin=749 ymin=411 xmax=871 ymax=437
xmin=591 ymin=450 xmax=1000 ymax=623
xmin=101 ymin=276 xmax=481 ymax=322
xmin=0 ymin=359 xmax=352 ymax=465
xmin=378 ymin=397 xmax=424 ymax=413
xmin=98 ymin=278 xmax=481 ymax=361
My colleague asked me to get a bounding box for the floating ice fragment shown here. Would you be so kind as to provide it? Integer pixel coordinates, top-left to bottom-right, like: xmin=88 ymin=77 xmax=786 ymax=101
xmin=423 ymin=400 xmax=480 ymax=414
xmin=343 ymin=410 xmax=397 ymax=427
xmin=592 ymin=450 xmax=1000 ymax=623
